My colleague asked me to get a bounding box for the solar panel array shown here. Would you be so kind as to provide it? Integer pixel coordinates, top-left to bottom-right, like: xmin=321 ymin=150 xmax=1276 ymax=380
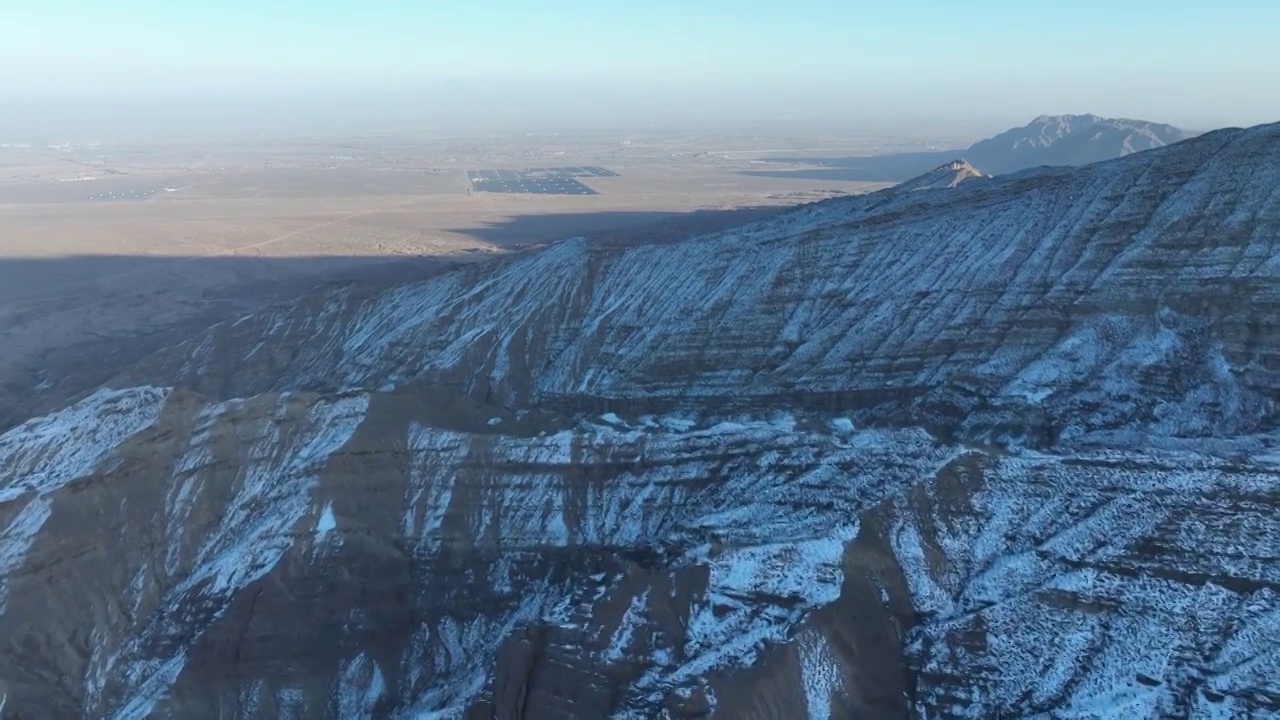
xmin=467 ymin=166 xmax=619 ymax=195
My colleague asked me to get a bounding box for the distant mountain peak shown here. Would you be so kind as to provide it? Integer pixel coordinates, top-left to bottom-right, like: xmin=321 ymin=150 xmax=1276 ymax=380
xmin=1032 ymin=113 xmax=1102 ymax=124
xmin=965 ymin=113 xmax=1198 ymax=174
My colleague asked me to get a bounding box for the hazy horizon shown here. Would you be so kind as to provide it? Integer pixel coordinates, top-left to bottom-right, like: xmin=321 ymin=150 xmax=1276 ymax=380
xmin=5 ymin=0 xmax=1279 ymax=141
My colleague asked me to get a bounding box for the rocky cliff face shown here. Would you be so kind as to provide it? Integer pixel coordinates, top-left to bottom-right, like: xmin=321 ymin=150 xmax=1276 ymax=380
xmin=2 ymin=122 xmax=1280 ymax=718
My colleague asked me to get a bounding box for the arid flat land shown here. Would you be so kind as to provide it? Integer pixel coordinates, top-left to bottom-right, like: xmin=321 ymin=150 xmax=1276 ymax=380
xmin=0 ymin=129 xmax=967 ymax=427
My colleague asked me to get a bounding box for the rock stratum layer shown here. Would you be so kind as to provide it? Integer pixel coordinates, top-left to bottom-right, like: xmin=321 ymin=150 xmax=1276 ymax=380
xmin=2 ymin=122 xmax=1280 ymax=718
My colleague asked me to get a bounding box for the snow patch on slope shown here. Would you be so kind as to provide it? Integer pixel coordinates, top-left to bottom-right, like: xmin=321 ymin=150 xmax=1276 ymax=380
xmin=0 ymin=386 xmax=170 ymax=498
xmin=178 ymin=393 xmax=369 ymax=596
xmin=798 ymin=631 xmax=843 ymax=720
xmin=335 ymin=652 xmax=386 ymax=719
xmin=605 ymin=590 xmax=649 ymax=662
xmin=107 ymin=651 xmax=188 ymax=720
xmin=395 ymin=576 xmax=574 ymax=718
xmin=99 ymin=392 xmax=369 ymax=718
xmin=0 ymin=387 xmax=169 ymax=615
xmin=313 ymin=501 xmax=341 ymax=555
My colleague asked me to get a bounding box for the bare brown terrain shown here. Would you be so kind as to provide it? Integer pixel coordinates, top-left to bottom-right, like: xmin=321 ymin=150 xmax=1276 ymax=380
xmin=0 ymin=130 xmax=934 ymax=429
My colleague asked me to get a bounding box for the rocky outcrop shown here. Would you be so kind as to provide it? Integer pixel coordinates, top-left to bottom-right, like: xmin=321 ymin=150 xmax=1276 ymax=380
xmin=894 ymin=160 xmax=987 ymax=191
xmin=3 ymin=122 xmax=1280 ymax=718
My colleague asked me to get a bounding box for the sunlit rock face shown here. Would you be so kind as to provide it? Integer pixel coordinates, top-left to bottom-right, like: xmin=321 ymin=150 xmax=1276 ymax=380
xmin=2 ymin=122 xmax=1280 ymax=718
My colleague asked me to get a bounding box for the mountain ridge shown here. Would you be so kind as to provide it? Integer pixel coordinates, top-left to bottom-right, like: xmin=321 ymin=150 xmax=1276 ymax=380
xmin=2 ymin=121 xmax=1279 ymax=718
xmin=962 ymin=112 xmax=1200 ymax=174
xmin=117 ymin=121 xmax=1280 ymax=449
xmin=744 ymin=112 xmax=1201 ymax=183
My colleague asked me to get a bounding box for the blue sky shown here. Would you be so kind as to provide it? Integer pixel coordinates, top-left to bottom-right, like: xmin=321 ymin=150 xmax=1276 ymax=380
xmin=3 ymin=1 xmax=1277 ymax=134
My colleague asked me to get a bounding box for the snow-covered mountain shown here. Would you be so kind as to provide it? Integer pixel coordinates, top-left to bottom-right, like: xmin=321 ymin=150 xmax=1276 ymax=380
xmin=964 ymin=113 xmax=1199 ymax=174
xmin=2 ymin=122 xmax=1279 ymax=718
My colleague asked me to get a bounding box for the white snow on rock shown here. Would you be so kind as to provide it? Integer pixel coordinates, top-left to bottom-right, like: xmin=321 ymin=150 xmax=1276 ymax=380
xmin=313 ymin=501 xmax=340 ymax=554
xmin=0 ymin=498 xmax=52 ymax=616
xmin=798 ymin=630 xmax=843 ymax=720
xmin=0 ymin=386 xmax=170 ymax=500
xmin=604 ymin=590 xmax=649 ymax=662
xmin=0 ymin=387 xmax=170 ymax=615
xmin=335 ymin=652 xmax=386 ymax=719
xmin=903 ymin=449 xmax=1280 ymax=717
xmin=106 ymin=651 xmax=188 ymax=720
xmin=97 ymin=392 xmax=370 ymax=718
xmin=178 ymin=393 xmax=368 ymax=596
xmin=395 ymin=577 xmax=574 ymax=718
